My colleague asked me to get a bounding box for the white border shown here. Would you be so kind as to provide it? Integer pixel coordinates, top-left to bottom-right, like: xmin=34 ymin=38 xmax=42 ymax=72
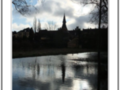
xmin=119 ymin=0 xmax=120 ymax=89
xmin=118 ymin=1 xmax=120 ymax=87
xmin=0 ymin=0 xmax=1 ymax=89
xmin=3 ymin=0 xmax=12 ymax=90
xmin=2 ymin=0 xmax=118 ymax=90
xmin=109 ymin=0 xmax=118 ymax=90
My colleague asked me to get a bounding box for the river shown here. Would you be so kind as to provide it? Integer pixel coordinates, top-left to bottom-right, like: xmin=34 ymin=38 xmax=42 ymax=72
xmin=12 ymin=52 xmax=107 ymax=90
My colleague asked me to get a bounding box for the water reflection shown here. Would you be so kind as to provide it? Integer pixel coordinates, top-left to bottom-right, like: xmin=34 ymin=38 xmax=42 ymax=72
xmin=12 ymin=52 xmax=107 ymax=90
xmin=61 ymin=61 xmax=65 ymax=83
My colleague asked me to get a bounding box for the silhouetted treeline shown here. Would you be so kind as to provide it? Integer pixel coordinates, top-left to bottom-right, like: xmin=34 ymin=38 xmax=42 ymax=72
xmin=12 ymin=27 xmax=108 ymax=51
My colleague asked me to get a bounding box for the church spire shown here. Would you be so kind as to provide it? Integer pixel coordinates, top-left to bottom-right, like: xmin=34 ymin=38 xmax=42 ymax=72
xmin=63 ymin=13 xmax=66 ymax=23
xmin=62 ymin=13 xmax=67 ymax=31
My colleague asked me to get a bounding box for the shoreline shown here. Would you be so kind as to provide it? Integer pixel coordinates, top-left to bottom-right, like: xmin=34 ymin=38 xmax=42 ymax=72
xmin=13 ymin=48 xmax=106 ymax=58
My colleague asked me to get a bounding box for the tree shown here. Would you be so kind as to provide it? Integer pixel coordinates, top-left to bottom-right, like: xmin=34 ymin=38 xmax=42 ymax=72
xmin=72 ymin=0 xmax=108 ymax=90
xmin=72 ymin=0 xmax=108 ymax=26
xmin=33 ymin=17 xmax=37 ymax=33
xmin=37 ymin=20 xmax=41 ymax=32
xmin=12 ymin=0 xmax=45 ymax=16
xmin=44 ymin=21 xmax=57 ymax=30
xmin=12 ymin=0 xmax=36 ymax=16
xmin=29 ymin=28 xmax=34 ymax=41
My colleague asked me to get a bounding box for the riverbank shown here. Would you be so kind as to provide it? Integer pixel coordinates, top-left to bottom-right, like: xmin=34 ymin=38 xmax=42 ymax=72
xmin=13 ymin=48 xmax=101 ymax=58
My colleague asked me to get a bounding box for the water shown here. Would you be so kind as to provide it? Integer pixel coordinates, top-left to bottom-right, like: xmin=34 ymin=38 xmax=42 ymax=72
xmin=12 ymin=52 xmax=107 ymax=90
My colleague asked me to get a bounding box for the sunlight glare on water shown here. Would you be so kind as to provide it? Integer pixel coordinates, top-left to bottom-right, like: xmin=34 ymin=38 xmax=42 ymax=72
xmin=66 ymin=52 xmax=90 ymax=59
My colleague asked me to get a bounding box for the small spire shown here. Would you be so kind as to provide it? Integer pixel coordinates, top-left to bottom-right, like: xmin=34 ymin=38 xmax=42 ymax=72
xmin=62 ymin=13 xmax=67 ymax=31
xmin=63 ymin=13 xmax=66 ymax=23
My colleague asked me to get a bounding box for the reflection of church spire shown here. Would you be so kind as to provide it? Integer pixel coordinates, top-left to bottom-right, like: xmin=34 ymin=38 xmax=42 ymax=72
xmin=61 ymin=62 xmax=65 ymax=83
xmin=62 ymin=13 xmax=67 ymax=31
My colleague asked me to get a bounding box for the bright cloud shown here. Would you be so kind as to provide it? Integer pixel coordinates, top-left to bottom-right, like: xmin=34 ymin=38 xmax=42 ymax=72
xmin=12 ymin=0 xmax=96 ymax=31
xmin=84 ymin=22 xmax=97 ymax=29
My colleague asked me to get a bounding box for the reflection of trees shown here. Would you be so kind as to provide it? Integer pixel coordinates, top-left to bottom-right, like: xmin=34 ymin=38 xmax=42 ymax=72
xmin=22 ymin=62 xmax=24 ymax=69
xmin=18 ymin=78 xmax=50 ymax=90
xmin=13 ymin=56 xmax=106 ymax=90
xmin=73 ymin=63 xmax=98 ymax=90
xmin=37 ymin=64 xmax=40 ymax=76
xmin=74 ymin=64 xmax=97 ymax=76
xmin=18 ymin=59 xmax=41 ymax=79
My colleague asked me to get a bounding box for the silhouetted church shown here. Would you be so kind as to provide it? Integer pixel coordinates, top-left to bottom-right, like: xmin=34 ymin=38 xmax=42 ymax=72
xmin=12 ymin=13 xmax=108 ymax=50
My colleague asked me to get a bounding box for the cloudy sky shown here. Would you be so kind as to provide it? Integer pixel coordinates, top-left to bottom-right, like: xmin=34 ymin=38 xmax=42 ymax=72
xmin=12 ymin=0 xmax=98 ymax=32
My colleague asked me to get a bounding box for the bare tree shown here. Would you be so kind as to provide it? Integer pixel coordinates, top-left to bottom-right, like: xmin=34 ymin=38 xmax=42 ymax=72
xmin=33 ymin=17 xmax=37 ymax=33
xmin=37 ymin=20 xmax=41 ymax=32
xmin=72 ymin=0 xmax=108 ymax=26
xmin=12 ymin=0 xmax=36 ymax=16
xmin=12 ymin=0 xmax=46 ymax=16
xmin=44 ymin=21 xmax=57 ymax=30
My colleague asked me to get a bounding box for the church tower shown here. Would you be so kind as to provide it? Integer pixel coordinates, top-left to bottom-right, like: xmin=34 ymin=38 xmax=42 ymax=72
xmin=62 ymin=13 xmax=67 ymax=31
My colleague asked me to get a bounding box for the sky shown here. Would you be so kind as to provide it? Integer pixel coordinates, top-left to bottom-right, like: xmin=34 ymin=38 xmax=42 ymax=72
xmin=12 ymin=0 xmax=98 ymax=32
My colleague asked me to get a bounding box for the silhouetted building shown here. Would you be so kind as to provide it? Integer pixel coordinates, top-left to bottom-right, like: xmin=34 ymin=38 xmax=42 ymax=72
xmin=80 ymin=28 xmax=108 ymax=50
xmin=12 ymin=27 xmax=33 ymax=38
xmin=68 ymin=37 xmax=79 ymax=48
xmin=12 ymin=14 xmax=108 ymax=50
